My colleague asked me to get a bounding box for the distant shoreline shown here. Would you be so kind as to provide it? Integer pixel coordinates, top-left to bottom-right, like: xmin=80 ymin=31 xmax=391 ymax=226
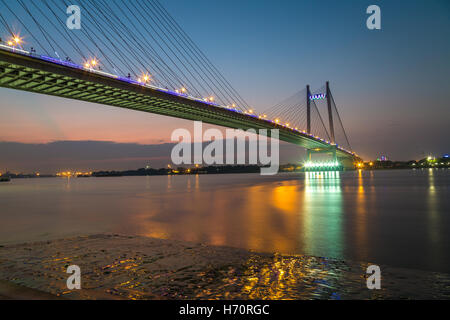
xmin=2 ymin=155 xmax=449 ymax=179
xmin=3 ymin=165 xmax=449 ymax=180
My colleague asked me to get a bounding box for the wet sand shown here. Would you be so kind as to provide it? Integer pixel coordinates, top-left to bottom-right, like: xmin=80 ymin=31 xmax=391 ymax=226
xmin=0 ymin=280 xmax=64 ymax=300
xmin=0 ymin=234 xmax=449 ymax=300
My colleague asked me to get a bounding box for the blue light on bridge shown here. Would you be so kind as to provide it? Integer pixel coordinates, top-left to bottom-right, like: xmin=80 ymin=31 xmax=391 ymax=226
xmin=309 ymin=93 xmax=326 ymax=101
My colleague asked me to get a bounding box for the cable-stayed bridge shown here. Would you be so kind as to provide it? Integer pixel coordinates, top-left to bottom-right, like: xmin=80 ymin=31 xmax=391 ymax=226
xmin=0 ymin=0 xmax=360 ymax=169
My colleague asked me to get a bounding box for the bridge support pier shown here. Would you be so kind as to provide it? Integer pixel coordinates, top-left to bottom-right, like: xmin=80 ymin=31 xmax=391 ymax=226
xmin=304 ymin=146 xmax=343 ymax=171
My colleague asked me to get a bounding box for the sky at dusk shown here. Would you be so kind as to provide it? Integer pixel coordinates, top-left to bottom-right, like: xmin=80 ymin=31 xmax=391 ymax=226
xmin=0 ymin=0 xmax=449 ymax=172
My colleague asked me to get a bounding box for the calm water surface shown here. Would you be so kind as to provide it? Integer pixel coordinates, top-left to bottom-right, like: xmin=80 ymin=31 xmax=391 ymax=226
xmin=1 ymin=169 xmax=449 ymax=273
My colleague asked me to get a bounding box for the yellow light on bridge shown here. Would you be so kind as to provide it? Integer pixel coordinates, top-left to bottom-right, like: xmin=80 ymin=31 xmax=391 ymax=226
xmin=275 ymin=119 xmax=280 ymax=124
xmin=7 ymin=40 xmax=13 ymax=46
xmin=14 ymin=37 xmax=21 ymax=44
xmin=84 ymin=59 xmax=98 ymax=68
xmin=209 ymin=96 xmax=214 ymax=102
xmin=181 ymin=87 xmax=186 ymax=93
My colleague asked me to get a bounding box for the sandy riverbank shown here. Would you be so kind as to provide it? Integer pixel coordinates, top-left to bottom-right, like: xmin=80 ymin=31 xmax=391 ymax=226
xmin=0 ymin=234 xmax=449 ymax=300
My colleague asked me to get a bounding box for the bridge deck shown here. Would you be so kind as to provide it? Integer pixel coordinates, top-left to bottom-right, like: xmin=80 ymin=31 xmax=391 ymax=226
xmin=0 ymin=48 xmax=355 ymax=159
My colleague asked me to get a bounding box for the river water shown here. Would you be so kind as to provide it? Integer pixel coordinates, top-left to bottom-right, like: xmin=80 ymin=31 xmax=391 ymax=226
xmin=1 ymin=169 xmax=449 ymax=273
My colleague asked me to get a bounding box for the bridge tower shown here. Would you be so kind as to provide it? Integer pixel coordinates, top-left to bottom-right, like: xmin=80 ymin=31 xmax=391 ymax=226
xmin=326 ymin=81 xmax=336 ymax=144
xmin=303 ymin=81 xmax=343 ymax=171
xmin=306 ymin=84 xmax=311 ymax=134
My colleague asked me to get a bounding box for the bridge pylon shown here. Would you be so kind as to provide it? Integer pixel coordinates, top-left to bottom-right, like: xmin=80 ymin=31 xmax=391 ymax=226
xmin=303 ymin=81 xmax=358 ymax=171
xmin=306 ymin=84 xmax=311 ymax=134
xmin=326 ymin=81 xmax=336 ymax=144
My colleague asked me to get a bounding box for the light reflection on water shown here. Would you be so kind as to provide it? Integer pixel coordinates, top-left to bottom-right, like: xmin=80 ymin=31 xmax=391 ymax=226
xmin=303 ymin=171 xmax=343 ymax=259
xmin=0 ymin=169 xmax=449 ymax=273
